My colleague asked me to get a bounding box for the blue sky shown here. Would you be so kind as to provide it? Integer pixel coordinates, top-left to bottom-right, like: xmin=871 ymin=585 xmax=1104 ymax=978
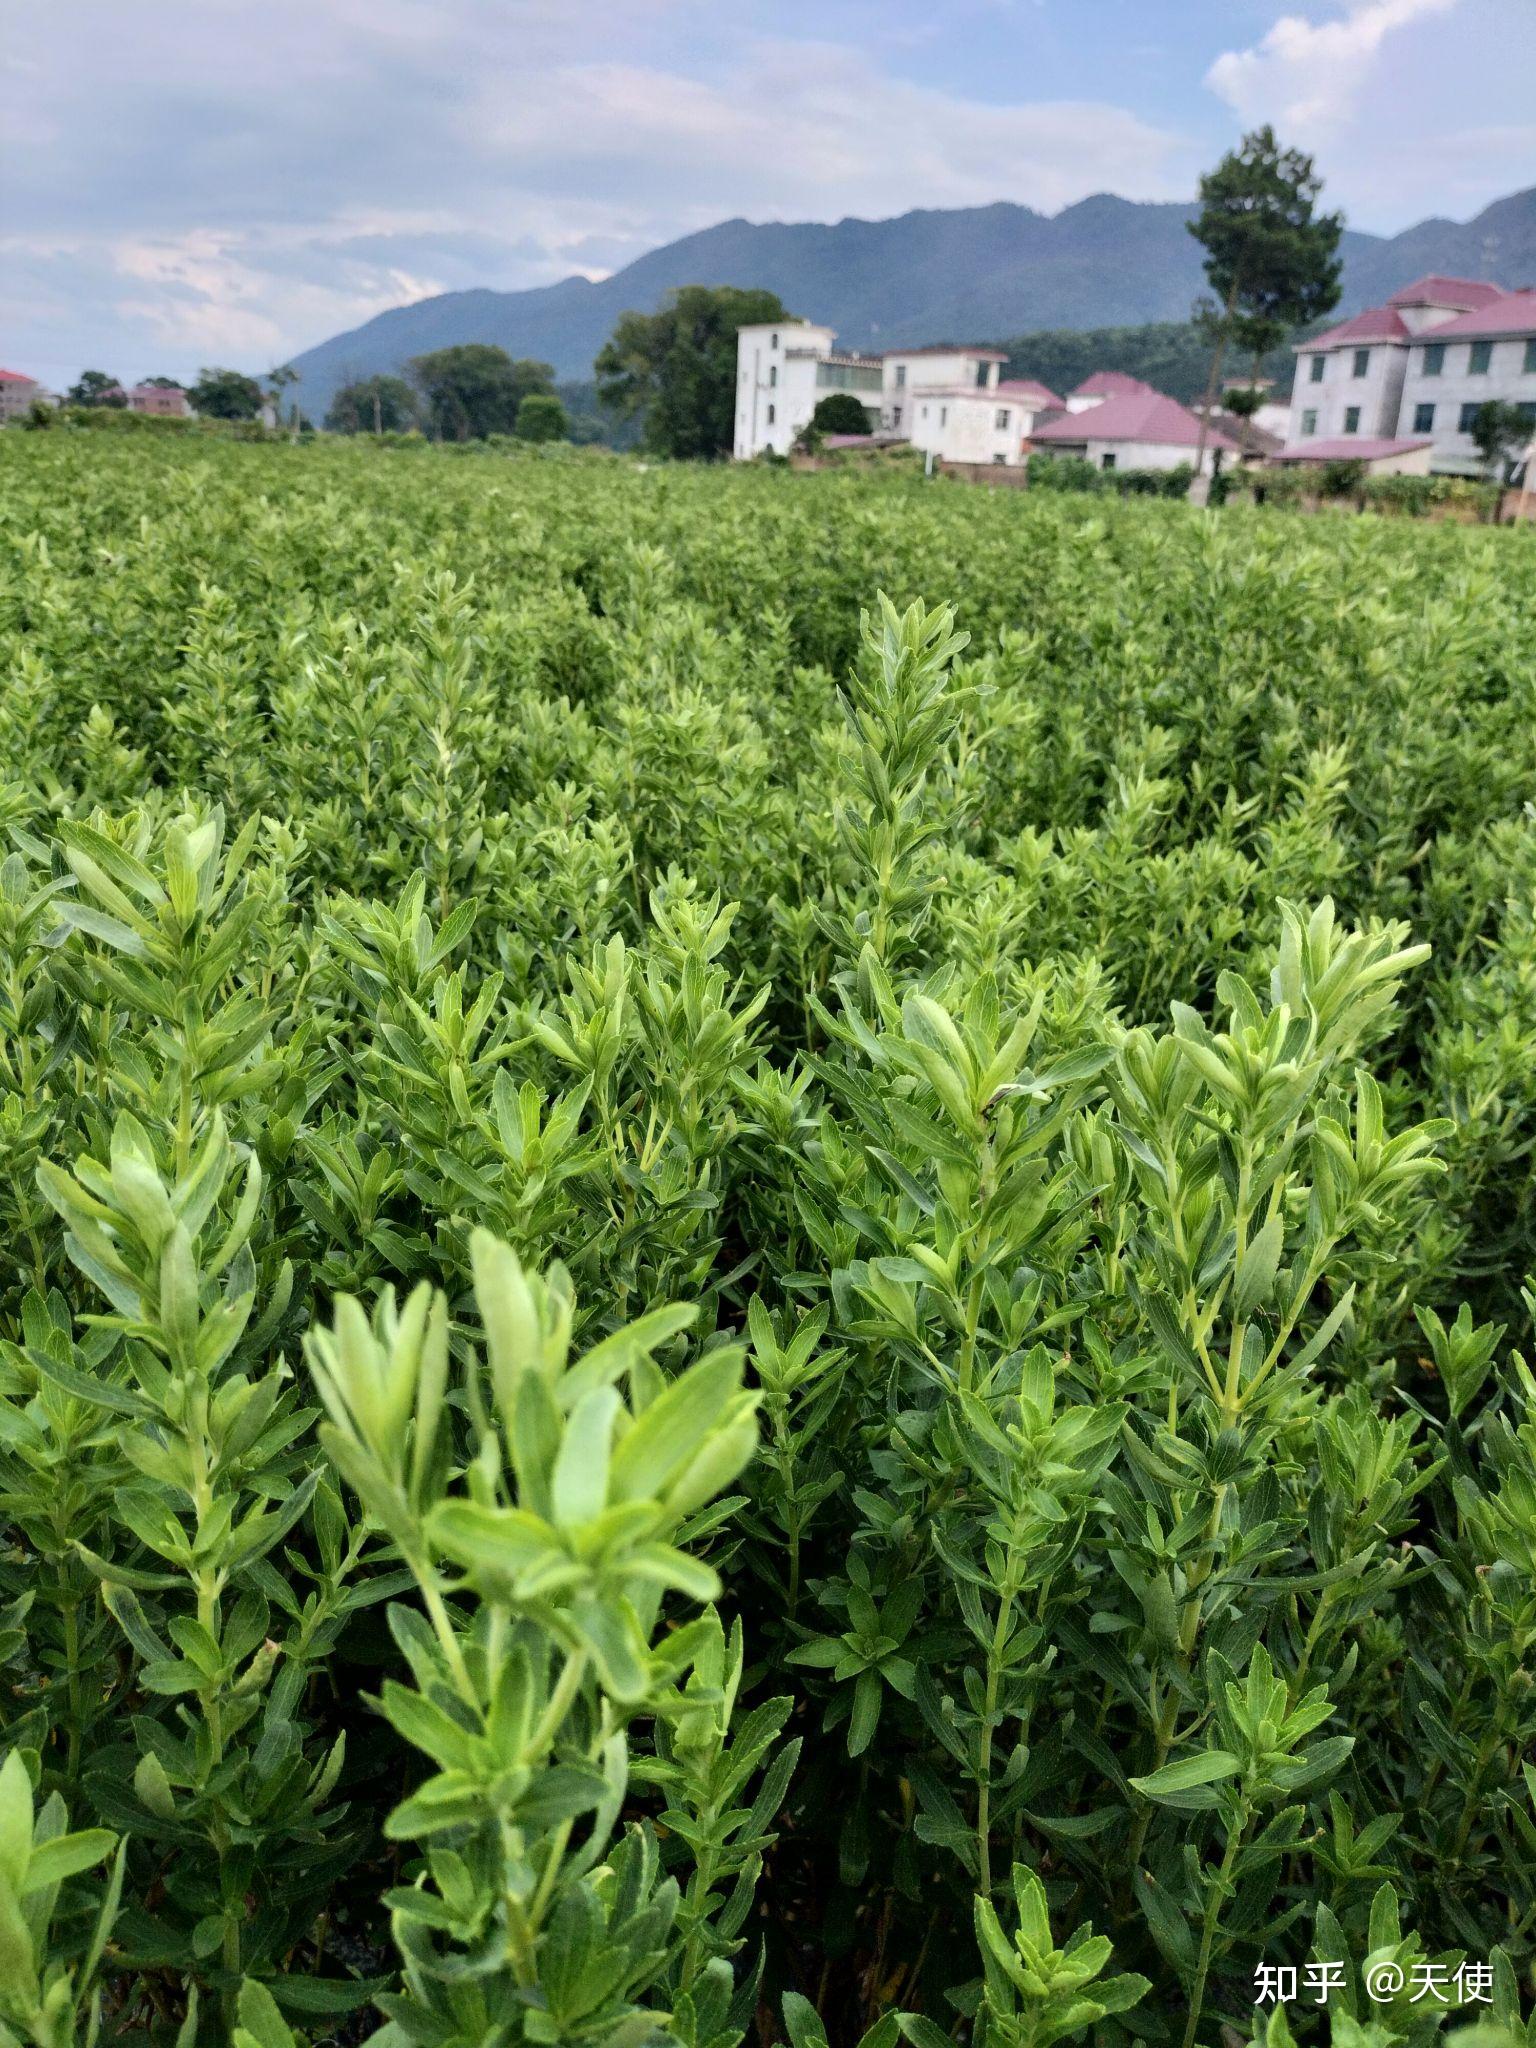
xmin=3 ymin=0 xmax=1533 ymax=389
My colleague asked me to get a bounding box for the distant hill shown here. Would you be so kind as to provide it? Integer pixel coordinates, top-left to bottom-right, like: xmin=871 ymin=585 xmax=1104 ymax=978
xmin=290 ymin=186 xmax=1536 ymax=424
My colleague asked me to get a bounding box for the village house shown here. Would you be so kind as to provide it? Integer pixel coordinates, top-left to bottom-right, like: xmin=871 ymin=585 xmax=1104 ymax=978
xmin=1283 ymin=275 xmax=1536 ymax=475
xmin=734 ymin=321 xmax=884 ymax=458
xmin=906 ymin=375 xmax=1063 ymax=468
xmin=128 ymin=381 xmax=191 ymax=417
xmin=1031 ymin=383 xmax=1236 ymax=473
xmin=0 ymin=368 xmax=43 ymax=422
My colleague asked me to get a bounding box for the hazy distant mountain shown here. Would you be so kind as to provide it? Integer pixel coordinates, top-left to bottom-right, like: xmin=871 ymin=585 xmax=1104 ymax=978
xmin=290 ymin=186 xmax=1536 ymax=423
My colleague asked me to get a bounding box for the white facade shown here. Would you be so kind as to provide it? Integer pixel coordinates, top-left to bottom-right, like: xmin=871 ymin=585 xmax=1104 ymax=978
xmin=1078 ymin=436 xmax=1206 ymax=473
xmin=734 ymin=322 xmax=883 ymax=458
xmin=0 ymin=371 xmax=41 ymax=422
xmin=1289 ymin=339 xmax=1408 ymax=446
xmin=1282 ymin=278 xmax=1536 ymax=476
xmin=907 ymin=383 xmax=1057 ymax=467
xmin=881 ymin=348 xmax=1005 ymax=435
xmin=1396 ymin=331 xmax=1536 ymax=477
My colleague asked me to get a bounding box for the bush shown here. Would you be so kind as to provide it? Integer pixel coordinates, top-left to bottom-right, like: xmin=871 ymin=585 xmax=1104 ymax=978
xmin=0 ymin=434 xmax=1535 ymax=2045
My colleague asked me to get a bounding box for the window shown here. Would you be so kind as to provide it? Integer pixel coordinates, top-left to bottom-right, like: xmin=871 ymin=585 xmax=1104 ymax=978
xmin=995 ymin=408 xmax=1010 ymax=429
xmin=766 ymin=403 xmax=775 ymax=425
xmin=1422 ymin=342 xmax=1444 ymax=376
xmin=1101 ymin=452 xmax=1117 ymax=470
xmin=1524 ymin=339 xmax=1536 ymax=374
xmin=1459 ymin=402 xmax=1481 ymax=433
xmin=1469 ymin=340 xmax=1493 ymax=374
xmin=1309 ymin=355 xmax=1325 ymax=383
xmin=892 ymin=406 xmax=902 ymax=428
xmin=1343 ymin=406 xmax=1360 ymax=434
xmin=1301 ymin=410 xmax=1317 ymax=436
xmin=992 ymin=452 xmax=1006 ymax=464
xmin=895 ymin=365 xmax=907 ymax=388
xmin=769 ymin=365 xmax=777 ymax=388
xmin=1516 ymin=401 xmax=1536 ymax=430
xmin=1412 ymin=402 xmax=1435 ymax=434
xmin=939 ymin=406 xmax=947 ymax=426
xmin=770 ymin=333 xmax=779 ymax=350
xmin=1352 ymin=348 xmax=1370 ymax=377
xmin=920 ymin=405 xmax=928 ymax=420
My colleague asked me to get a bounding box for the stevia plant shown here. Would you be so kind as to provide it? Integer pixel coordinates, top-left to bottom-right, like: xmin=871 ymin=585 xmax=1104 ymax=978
xmin=1 ymin=429 xmax=1535 ymax=2042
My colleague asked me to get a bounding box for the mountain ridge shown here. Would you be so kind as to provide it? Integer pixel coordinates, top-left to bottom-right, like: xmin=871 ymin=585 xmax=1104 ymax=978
xmin=289 ymin=185 xmax=1536 ymax=422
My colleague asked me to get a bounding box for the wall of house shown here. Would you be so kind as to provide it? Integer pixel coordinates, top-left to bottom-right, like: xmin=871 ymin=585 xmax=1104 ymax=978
xmin=1398 ymin=332 xmax=1536 ymax=476
xmin=735 ymin=324 xmax=833 ymax=458
xmin=0 ymin=379 xmax=40 ymax=422
xmin=1083 ymin=437 xmax=1202 ymax=473
xmin=882 ymin=352 xmax=998 ymax=432
xmin=909 ymin=393 xmax=1036 ymax=466
xmin=1287 ymin=343 xmax=1408 ymax=446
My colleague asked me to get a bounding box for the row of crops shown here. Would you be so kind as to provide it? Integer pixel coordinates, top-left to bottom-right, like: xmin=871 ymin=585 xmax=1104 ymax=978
xmin=2 ymin=435 xmax=1535 ymax=2046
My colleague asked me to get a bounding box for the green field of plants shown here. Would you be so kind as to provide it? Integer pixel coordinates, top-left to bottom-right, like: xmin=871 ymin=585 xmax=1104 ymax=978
xmin=2 ymin=434 xmax=1536 ymax=2048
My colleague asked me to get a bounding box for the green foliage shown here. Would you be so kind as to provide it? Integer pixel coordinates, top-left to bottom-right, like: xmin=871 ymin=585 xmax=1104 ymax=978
xmin=513 ymin=393 xmax=569 ymax=444
xmin=595 ymin=284 xmax=791 ymax=459
xmin=408 ymin=346 xmax=555 ymax=443
xmin=1189 ymin=126 xmax=1343 ymax=359
xmin=324 ymin=377 xmax=420 ymax=436
xmin=187 ymin=368 xmax=265 ymax=422
xmin=1468 ymin=400 xmax=1532 ymax=480
xmin=1002 ymin=319 xmax=1299 ymax=406
xmin=0 ymin=431 xmax=1534 ymax=2045
xmin=809 ymin=393 xmax=873 ymax=437
xmin=64 ymin=373 xmax=126 ymax=410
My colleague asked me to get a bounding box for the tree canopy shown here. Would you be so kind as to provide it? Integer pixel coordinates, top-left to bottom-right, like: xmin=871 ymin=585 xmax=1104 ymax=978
xmin=513 ymin=393 xmax=569 ymax=443
xmin=1190 ymin=127 xmax=1342 ymax=361
xmin=66 ymin=370 xmax=126 ymax=408
xmin=595 ymin=285 xmax=791 ymax=460
xmin=188 ymin=367 xmax=265 ymax=421
xmin=326 ymin=375 xmax=420 ymax=435
xmin=408 ymin=346 xmax=554 ymax=441
xmin=810 ymin=393 xmax=873 ymax=437
xmin=1469 ymin=399 xmax=1533 ymax=480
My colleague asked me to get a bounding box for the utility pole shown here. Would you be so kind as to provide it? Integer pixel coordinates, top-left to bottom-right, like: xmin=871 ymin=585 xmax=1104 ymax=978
xmin=374 ymin=386 xmax=382 ymax=436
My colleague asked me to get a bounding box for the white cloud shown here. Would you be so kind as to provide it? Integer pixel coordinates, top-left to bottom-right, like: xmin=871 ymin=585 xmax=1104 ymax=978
xmin=1206 ymin=0 xmax=1461 ymax=138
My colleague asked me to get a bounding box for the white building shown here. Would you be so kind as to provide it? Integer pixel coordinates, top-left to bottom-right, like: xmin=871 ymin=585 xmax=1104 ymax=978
xmin=0 ymin=368 xmax=42 ymax=422
xmin=734 ymin=321 xmax=883 ymax=459
xmin=879 ymin=346 xmax=1008 ymax=436
xmin=907 ymin=377 xmax=1063 ymax=468
xmin=1031 ymin=385 xmax=1236 ymax=473
xmin=1282 ymin=275 xmax=1536 ymax=476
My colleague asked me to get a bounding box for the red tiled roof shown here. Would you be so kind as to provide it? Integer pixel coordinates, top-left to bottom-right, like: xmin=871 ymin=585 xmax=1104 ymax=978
xmin=1069 ymin=370 xmax=1154 ymax=399
xmin=1414 ymin=289 xmax=1536 ymax=338
xmin=1297 ymin=306 xmax=1411 ymax=351
xmin=1386 ymin=274 xmax=1505 ymax=311
xmin=1273 ymin=436 xmax=1431 ymax=463
xmin=0 ymin=368 xmax=37 ymax=383
xmin=1033 ymin=387 xmax=1237 ymax=451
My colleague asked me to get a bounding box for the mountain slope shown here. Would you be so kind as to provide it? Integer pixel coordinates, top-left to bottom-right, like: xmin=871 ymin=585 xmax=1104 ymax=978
xmin=289 ymin=186 xmax=1536 ymax=423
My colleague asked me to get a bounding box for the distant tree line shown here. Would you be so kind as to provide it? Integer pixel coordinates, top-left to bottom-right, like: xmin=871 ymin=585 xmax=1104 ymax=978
xmin=325 ymin=347 xmax=573 ymax=442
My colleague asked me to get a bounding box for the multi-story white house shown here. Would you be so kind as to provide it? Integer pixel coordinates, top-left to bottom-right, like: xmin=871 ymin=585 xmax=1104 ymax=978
xmin=906 ymin=376 xmax=1062 ymax=468
xmin=1282 ymin=275 xmax=1536 ymax=475
xmin=878 ymin=346 xmax=1008 ymax=435
xmin=734 ymin=321 xmax=884 ymax=458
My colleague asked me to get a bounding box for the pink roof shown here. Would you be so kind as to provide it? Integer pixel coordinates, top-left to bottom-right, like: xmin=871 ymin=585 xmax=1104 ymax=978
xmin=1415 ymin=289 xmax=1536 ymax=339
xmin=1386 ymin=274 xmax=1505 ymax=311
xmin=1298 ymin=306 xmax=1411 ymax=351
xmin=1032 ymin=387 xmax=1237 ymax=452
xmin=995 ymin=378 xmax=1064 ymax=407
xmin=1070 ymin=370 xmax=1154 ymax=399
xmin=1273 ymin=437 xmax=1431 ymax=463
xmin=0 ymin=368 xmax=36 ymax=383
